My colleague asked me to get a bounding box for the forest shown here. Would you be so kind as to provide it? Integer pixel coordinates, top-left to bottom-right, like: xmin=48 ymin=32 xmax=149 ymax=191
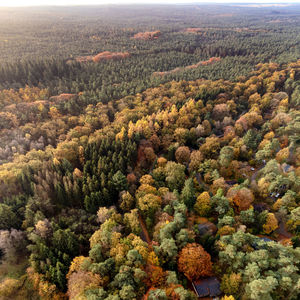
xmin=0 ymin=3 xmax=300 ymax=300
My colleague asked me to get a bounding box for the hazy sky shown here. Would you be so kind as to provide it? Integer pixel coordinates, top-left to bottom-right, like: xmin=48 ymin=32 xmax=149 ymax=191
xmin=0 ymin=0 xmax=299 ymax=7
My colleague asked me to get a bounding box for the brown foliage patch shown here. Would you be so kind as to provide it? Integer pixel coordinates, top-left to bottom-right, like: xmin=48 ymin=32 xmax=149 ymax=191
xmin=92 ymin=51 xmax=130 ymax=62
xmin=185 ymin=28 xmax=204 ymax=33
xmin=133 ymin=30 xmax=161 ymax=40
xmin=153 ymin=57 xmax=221 ymax=77
xmin=144 ymin=264 xmax=166 ymax=288
xmin=50 ymin=93 xmax=77 ymax=103
xmin=75 ymin=51 xmax=130 ymax=63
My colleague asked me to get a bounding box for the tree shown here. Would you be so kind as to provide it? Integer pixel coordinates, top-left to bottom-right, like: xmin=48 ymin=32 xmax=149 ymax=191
xmin=262 ymin=213 xmax=278 ymax=234
xmin=52 ymin=229 xmax=79 ymax=256
xmin=84 ymin=287 xmax=107 ymax=299
xmin=140 ymin=175 xmax=155 ymax=186
xmin=120 ymin=191 xmax=135 ymax=212
xmin=211 ymin=177 xmax=229 ymax=195
xmin=67 ymin=270 xmax=102 ymax=299
xmin=124 ymin=209 xmax=141 ymax=235
xmin=165 ymin=162 xmax=186 ymax=191
xmin=194 ymin=192 xmax=211 ymax=217
xmin=157 ymin=238 xmax=178 ymax=265
xmin=175 ymin=146 xmax=191 ymax=165
xmin=221 ymin=273 xmax=242 ymax=297
xmin=147 ymin=288 xmax=168 ymax=300
xmin=275 ymin=147 xmax=290 ymax=163
xmin=138 ymin=194 xmax=162 ymax=217
xmin=0 ymin=204 xmax=18 ymax=229
xmin=175 ymin=228 xmax=191 ymax=249
xmin=0 ymin=229 xmax=26 ymax=263
xmin=145 ymin=264 xmax=166 ymax=288
xmin=157 ymin=157 xmax=167 ymax=167
xmin=218 ymin=216 xmax=235 ymax=228
xmin=127 ymin=173 xmax=137 ymax=185
xmin=200 ymin=137 xmax=220 ymax=157
xmin=171 ymin=286 xmax=197 ymax=300
xmin=227 ymin=187 xmax=254 ymax=211
xmin=119 ymin=285 xmax=136 ymax=300
xmin=243 ymin=129 xmax=261 ymax=151
xmin=239 ymin=208 xmax=255 ymax=226
xmin=35 ymin=218 xmax=52 ymax=239
xmin=218 ymin=225 xmax=235 ymax=236
xmin=212 ymin=103 xmax=230 ymax=121
xmin=211 ymin=189 xmax=231 ymax=217
xmin=218 ymin=231 xmax=300 ymax=300
xmin=244 ymin=277 xmax=278 ymax=300
xmin=181 ymin=178 xmax=196 ymax=209
xmin=189 ymin=150 xmax=203 ymax=172
xmin=112 ymin=171 xmax=128 ymax=192
xmin=288 ymin=207 xmax=300 ymax=231
xmin=0 ymin=278 xmax=24 ymax=299
xmin=97 ymin=206 xmax=117 ymax=224
xmin=89 ymin=244 xmax=104 ymax=263
xmin=221 ymin=296 xmax=235 ymax=300
xmin=174 ymin=128 xmax=189 ymax=145
xmin=144 ymin=145 xmax=157 ymax=159
xmin=219 ymin=146 xmax=234 ymax=168
xmin=177 ymin=243 xmax=212 ymax=281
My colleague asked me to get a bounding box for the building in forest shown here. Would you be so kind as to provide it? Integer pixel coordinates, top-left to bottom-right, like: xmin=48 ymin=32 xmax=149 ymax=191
xmin=192 ymin=277 xmax=221 ymax=298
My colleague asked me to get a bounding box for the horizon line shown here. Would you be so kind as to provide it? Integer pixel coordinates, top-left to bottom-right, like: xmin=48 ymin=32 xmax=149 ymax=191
xmin=1 ymin=2 xmax=300 ymax=8
xmin=0 ymin=1 xmax=300 ymax=8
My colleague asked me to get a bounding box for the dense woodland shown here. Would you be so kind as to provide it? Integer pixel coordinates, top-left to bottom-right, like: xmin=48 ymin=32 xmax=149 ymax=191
xmin=0 ymin=4 xmax=300 ymax=300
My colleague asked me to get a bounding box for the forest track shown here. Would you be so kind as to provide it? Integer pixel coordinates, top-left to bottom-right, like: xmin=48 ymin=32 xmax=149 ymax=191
xmin=138 ymin=213 xmax=153 ymax=249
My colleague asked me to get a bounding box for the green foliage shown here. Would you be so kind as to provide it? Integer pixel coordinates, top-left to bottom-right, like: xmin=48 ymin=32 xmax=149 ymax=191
xmin=211 ymin=189 xmax=231 ymax=217
xmin=219 ymin=146 xmax=234 ymax=168
xmin=112 ymin=171 xmax=128 ymax=192
xmin=240 ymin=208 xmax=255 ymax=226
xmin=165 ymin=161 xmax=186 ymax=191
xmin=0 ymin=204 xmax=19 ymax=230
xmin=181 ymin=178 xmax=196 ymax=209
xmin=89 ymin=244 xmax=104 ymax=263
xmin=148 ymin=289 xmax=168 ymax=300
xmin=218 ymin=231 xmax=300 ymax=300
xmin=243 ymin=129 xmax=262 ymax=151
xmin=83 ymin=138 xmax=137 ymax=213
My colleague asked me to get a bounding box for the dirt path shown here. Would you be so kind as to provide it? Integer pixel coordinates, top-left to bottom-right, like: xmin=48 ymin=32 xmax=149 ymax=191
xmin=251 ymin=164 xmax=265 ymax=182
xmin=138 ymin=213 xmax=153 ymax=249
xmin=195 ymin=173 xmax=210 ymax=190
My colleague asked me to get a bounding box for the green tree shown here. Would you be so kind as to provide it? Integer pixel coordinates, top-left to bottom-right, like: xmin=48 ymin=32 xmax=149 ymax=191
xmin=148 ymin=289 xmax=168 ymax=300
xmin=181 ymin=178 xmax=196 ymax=209
xmin=219 ymin=146 xmax=234 ymax=168
xmin=165 ymin=161 xmax=186 ymax=191
xmin=119 ymin=285 xmax=136 ymax=300
xmin=0 ymin=204 xmax=18 ymax=230
xmin=113 ymin=171 xmax=128 ymax=192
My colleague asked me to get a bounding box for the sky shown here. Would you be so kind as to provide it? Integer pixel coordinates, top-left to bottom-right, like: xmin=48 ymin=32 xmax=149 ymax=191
xmin=0 ymin=0 xmax=299 ymax=7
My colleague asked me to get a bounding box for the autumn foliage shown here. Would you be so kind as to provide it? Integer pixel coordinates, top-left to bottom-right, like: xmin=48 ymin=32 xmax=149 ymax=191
xmin=144 ymin=264 xmax=166 ymax=288
xmin=75 ymin=51 xmax=130 ymax=63
xmin=227 ymin=187 xmax=254 ymax=211
xmin=178 ymin=243 xmax=213 ymax=281
xmin=133 ymin=30 xmax=161 ymax=40
xmin=153 ymin=57 xmax=221 ymax=77
xmin=93 ymin=51 xmax=130 ymax=62
xmin=263 ymin=213 xmax=279 ymax=234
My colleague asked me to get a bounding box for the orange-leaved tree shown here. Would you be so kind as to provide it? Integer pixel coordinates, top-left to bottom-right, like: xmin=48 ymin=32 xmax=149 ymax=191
xmin=178 ymin=243 xmax=212 ymax=281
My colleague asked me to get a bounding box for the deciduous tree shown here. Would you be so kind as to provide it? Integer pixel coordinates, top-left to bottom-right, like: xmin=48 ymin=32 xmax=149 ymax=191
xmin=177 ymin=243 xmax=212 ymax=281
